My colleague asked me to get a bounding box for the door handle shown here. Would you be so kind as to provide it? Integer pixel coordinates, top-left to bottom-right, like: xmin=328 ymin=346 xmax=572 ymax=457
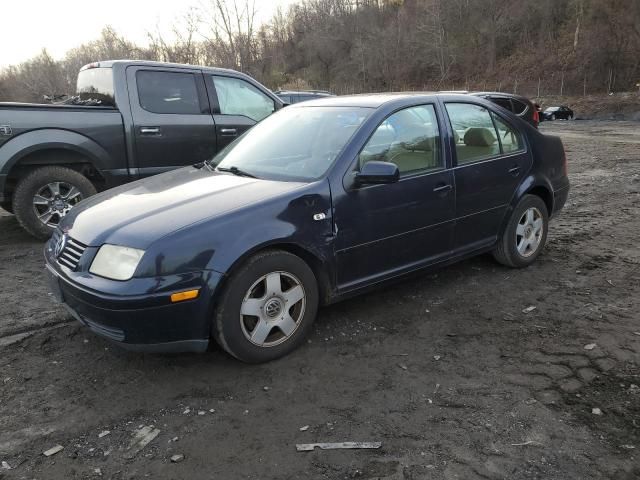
xmin=140 ymin=127 xmax=161 ymax=135
xmin=508 ymin=165 xmax=521 ymax=176
xmin=433 ymin=183 xmax=452 ymax=194
xmin=220 ymin=128 xmax=238 ymax=136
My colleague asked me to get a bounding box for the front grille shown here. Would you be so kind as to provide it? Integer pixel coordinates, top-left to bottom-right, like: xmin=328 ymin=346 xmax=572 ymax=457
xmin=52 ymin=231 xmax=87 ymax=271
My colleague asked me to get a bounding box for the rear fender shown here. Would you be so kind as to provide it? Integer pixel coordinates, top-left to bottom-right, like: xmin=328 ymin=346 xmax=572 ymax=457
xmin=0 ymin=129 xmax=111 ymax=176
xmin=497 ymin=174 xmax=554 ymax=236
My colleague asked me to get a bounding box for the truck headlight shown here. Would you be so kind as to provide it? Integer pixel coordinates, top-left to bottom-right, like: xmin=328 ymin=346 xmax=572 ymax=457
xmin=89 ymin=244 xmax=145 ymax=281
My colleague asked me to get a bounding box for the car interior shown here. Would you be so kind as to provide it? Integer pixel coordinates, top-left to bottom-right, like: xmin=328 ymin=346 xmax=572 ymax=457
xmin=454 ymin=127 xmax=500 ymax=163
xmin=359 ymin=106 xmax=441 ymax=175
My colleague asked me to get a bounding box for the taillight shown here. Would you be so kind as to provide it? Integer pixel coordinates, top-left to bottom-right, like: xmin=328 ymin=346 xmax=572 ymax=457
xmin=533 ymin=109 xmax=539 ymax=126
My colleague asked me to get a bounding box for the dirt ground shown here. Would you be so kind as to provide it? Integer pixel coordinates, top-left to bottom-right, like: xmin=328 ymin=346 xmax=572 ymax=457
xmin=0 ymin=120 xmax=638 ymax=480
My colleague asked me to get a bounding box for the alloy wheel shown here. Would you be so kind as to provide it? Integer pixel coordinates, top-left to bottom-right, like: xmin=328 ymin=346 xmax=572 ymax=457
xmin=515 ymin=207 xmax=544 ymax=257
xmin=239 ymin=271 xmax=306 ymax=347
xmin=32 ymin=182 xmax=84 ymax=228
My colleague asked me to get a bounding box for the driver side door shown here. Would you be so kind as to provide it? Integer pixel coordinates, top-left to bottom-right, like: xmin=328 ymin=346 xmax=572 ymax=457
xmin=333 ymin=104 xmax=456 ymax=291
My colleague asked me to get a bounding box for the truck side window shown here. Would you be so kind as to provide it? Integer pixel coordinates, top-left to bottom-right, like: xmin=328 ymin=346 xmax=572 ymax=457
xmin=136 ymin=70 xmax=201 ymax=115
xmin=212 ymin=76 xmax=275 ymax=121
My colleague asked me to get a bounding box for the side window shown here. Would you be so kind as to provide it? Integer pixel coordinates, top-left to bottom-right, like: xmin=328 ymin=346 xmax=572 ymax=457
xmin=512 ymin=100 xmax=528 ymax=115
xmin=212 ymin=76 xmax=275 ymax=121
xmin=491 ymin=113 xmax=524 ymax=154
xmin=136 ymin=70 xmax=200 ymax=114
xmin=491 ymin=97 xmax=513 ymax=112
xmin=359 ymin=105 xmax=442 ymax=177
xmin=445 ymin=103 xmax=499 ymax=165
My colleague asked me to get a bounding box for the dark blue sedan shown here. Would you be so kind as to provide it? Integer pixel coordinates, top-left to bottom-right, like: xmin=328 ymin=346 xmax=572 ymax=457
xmin=44 ymin=93 xmax=569 ymax=363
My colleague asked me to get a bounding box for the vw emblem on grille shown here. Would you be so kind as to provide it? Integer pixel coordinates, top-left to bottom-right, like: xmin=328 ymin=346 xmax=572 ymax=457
xmin=54 ymin=234 xmax=67 ymax=258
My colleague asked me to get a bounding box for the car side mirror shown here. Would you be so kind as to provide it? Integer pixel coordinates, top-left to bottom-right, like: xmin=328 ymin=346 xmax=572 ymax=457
xmin=354 ymin=161 xmax=400 ymax=186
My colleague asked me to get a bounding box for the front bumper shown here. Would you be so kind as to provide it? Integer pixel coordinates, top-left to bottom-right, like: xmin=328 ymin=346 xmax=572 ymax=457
xmin=44 ymin=253 xmax=223 ymax=353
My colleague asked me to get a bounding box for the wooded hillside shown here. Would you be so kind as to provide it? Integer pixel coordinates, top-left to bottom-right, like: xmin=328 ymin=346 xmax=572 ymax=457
xmin=1 ymin=0 xmax=639 ymax=102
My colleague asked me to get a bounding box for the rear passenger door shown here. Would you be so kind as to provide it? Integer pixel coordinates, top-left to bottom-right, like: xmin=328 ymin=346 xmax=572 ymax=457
xmin=206 ymin=75 xmax=276 ymax=150
xmin=127 ymin=66 xmax=217 ymax=176
xmin=444 ymin=102 xmax=531 ymax=252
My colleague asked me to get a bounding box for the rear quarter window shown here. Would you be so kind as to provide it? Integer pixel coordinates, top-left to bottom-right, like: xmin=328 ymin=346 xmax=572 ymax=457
xmin=490 ymin=97 xmax=513 ymax=112
xmin=512 ymin=100 xmax=528 ymax=115
xmin=76 ymin=68 xmax=115 ymax=106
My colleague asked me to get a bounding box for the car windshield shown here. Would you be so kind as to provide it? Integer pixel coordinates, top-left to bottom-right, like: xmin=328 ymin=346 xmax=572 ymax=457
xmin=211 ymin=106 xmax=371 ymax=182
xmin=545 ymin=107 xmax=560 ymax=112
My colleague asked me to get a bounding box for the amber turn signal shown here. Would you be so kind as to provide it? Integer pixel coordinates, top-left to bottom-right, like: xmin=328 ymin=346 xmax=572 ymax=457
xmin=170 ymin=289 xmax=199 ymax=303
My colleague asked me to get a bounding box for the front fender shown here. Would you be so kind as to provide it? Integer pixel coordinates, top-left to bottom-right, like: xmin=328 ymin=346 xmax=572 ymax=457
xmin=135 ymin=181 xmax=335 ymax=281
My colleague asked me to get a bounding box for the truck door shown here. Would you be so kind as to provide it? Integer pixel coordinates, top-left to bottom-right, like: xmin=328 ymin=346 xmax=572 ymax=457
xmin=126 ymin=66 xmax=217 ymax=177
xmin=204 ymin=74 xmax=277 ymax=151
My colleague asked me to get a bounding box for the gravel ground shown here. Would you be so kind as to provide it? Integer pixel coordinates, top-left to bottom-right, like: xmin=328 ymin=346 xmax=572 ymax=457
xmin=0 ymin=120 xmax=638 ymax=479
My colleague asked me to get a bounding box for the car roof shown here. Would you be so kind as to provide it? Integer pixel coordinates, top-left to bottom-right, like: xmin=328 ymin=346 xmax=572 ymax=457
xmin=275 ymin=90 xmax=333 ymax=96
xmin=288 ymin=92 xmax=476 ymax=108
xmin=83 ymin=59 xmax=245 ymax=77
xmin=471 ymin=91 xmax=533 ymax=103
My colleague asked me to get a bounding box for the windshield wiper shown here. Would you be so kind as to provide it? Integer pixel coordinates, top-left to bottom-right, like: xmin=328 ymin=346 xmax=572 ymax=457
xmin=216 ymin=166 xmax=258 ymax=178
xmin=193 ymin=161 xmax=215 ymax=171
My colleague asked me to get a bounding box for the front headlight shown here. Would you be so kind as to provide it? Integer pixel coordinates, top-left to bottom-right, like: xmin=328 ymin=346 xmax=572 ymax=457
xmin=89 ymin=244 xmax=145 ymax=281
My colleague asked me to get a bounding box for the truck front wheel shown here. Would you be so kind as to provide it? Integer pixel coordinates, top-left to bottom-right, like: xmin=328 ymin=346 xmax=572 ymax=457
xmin=13 ymin=166 xmax=96 ymax=240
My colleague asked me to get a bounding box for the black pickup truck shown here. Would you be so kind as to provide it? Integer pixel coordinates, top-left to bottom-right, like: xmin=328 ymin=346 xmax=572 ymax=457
xmin=0 ymin=60 xmax=283 ymax=238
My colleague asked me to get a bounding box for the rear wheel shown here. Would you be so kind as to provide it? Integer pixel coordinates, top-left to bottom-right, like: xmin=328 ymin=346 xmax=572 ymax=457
xmin=493 ymin=195 xmax=549 ymax=268
xmin=13 ymin=166 xmax=96 ymax=240
xmin=0 ymin=201 xmax=13 ymax=214
xmin=213 ymin=250 xmax=319 ymax=363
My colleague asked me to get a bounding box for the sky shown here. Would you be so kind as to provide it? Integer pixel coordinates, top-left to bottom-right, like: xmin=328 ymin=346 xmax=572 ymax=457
xmin=0 ymin=0 xmax=298 ymax=67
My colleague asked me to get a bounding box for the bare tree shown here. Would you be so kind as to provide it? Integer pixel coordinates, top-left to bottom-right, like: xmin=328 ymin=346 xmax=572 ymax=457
xmin=2 ymin=0 xmax=640 ymax=102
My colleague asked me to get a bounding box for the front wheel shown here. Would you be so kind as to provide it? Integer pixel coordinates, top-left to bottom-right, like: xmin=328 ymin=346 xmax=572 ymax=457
xmin=13 ymin=166 xmax=96 ymax=240
xmin=493 ymin=195 xmax=549 ymax=268
xmin=212 ymin=250 xmax=319 ymax=363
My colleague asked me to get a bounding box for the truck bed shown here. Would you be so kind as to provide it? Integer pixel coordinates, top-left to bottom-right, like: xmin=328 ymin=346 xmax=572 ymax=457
xmin=0 ymin=103 xmax=129 ymax=189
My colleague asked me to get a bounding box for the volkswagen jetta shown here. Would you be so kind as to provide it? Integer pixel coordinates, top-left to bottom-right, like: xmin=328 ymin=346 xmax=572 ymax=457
xmin=45 ymin=93 xmax=569 ymax=363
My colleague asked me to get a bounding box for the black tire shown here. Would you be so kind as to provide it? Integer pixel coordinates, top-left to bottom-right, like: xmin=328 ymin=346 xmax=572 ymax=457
xmin=13 ymin=166 xmax=96 ymax=240
xmin=0 ymin=201 xmax=13 ymax=214
xmin=493 ymin=194 xmax=549 ymax=268
xmin=213 ymin=250 xmax=319 ymax=363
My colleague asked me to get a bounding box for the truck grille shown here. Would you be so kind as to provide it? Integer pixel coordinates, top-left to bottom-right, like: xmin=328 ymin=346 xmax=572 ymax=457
xmin=52 ymin=231 xmax=87 ymax=271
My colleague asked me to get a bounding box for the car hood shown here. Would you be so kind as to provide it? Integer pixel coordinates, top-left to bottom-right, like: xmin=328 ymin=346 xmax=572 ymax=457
xmin=63 ymin=167 xmax=306 ymax=248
